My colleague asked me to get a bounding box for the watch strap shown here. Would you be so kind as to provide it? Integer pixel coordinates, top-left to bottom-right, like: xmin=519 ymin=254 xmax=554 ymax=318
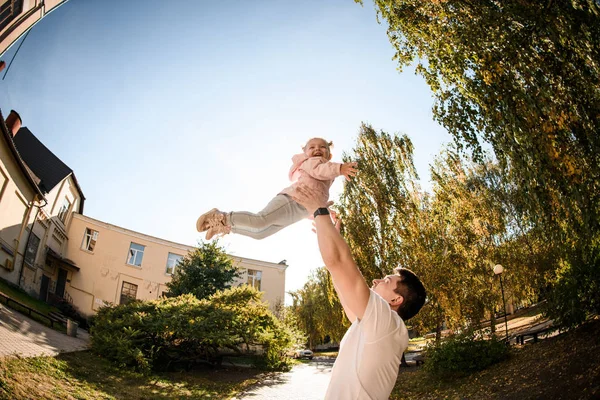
xmin=313 ymin=207 xmax=330 ymax=218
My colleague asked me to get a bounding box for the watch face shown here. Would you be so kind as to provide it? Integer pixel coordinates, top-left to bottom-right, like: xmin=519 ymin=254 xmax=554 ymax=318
xmin=314 ymin=208 xmax=330 ymax=216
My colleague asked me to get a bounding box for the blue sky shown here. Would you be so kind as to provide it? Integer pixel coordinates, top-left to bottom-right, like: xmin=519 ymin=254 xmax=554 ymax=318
xmin=0 ymin=0 xmax=450 ymax=302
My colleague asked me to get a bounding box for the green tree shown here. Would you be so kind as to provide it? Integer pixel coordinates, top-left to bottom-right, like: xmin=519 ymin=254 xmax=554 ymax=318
xmin=429 ymin=151 xmax=513 ymax=330
xmin=336 ymin=123 xmax=445 ymax=335
xmin=337 ymin=124 xmax=543 ymax=337
xmin=357 ymin=0 xmax=600 ymax=326
xmin=338 ymin=123 xmax=419 ymax=284
xmin=165 ymin=241 xmax=241 ymax=300
xmin=289 ymin=267 xmax=349 ymax=348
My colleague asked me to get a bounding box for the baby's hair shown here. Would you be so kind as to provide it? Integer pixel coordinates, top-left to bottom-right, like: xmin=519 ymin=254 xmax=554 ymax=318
xmin=303 ymin=137 xmax=334 ymax=150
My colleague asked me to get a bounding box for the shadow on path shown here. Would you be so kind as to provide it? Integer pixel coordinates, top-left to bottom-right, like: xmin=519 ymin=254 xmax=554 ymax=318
xmin=0 ymin=303 xmax=89 ymax=357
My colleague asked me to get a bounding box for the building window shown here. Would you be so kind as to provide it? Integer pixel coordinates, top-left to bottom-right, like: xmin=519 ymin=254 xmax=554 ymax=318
xmin=0 ymin=0 xmax=24 ymax=32
xmin=127 ymin=242 xmax=145 ymax=267
xmin=24 ymin=233 xmax=40 ymax=266
xmin=57 ymin=198 xmax=71 ymax=223
xmin=119 ymin=281 xmax=138 ymax=305
xmin=247 ymin=269 xmax=262 ymax=291
xmin=165 ymin=252 xmax=183 ymax=275
xmin=81 ymin=228 xmax=98 ymax=252
xmin=49 ymin=279 xmax=56 ymax=294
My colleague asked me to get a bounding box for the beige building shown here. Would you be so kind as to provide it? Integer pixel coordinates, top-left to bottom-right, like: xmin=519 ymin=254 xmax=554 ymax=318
xmin=15 ymin=127 xmax=85 ymax=300
xmin=0 ymin=111 xmax=45 ymax=286
xmin=65 ymin=214 xmax=287 ymax=316
xmin=0 ymin=112 xmax=287 ymax=318
xmin=0 ymin=116 xmax=85 ymax=303
xmin=1 ymin=0 xmax=69 ymax=57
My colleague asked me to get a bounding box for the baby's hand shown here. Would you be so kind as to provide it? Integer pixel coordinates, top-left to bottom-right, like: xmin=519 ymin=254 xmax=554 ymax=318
xmin=341 ymin=162 xmax=358 ymax=181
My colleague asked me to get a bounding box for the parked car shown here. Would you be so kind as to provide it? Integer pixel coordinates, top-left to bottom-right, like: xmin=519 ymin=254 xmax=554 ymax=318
xmin=294 ymin=349 xmax=314 ymax=360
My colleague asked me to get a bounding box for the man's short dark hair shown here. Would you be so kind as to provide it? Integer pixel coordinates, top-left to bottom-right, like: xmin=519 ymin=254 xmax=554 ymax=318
xmin=393 ymin=268 xmax=426 ymax=320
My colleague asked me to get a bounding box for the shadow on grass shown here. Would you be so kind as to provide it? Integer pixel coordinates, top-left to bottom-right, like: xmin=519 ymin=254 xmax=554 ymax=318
xmin=234 ymin=373 xmax=290 ymax=398
xmin=54 ymin=351 xmax=265 ymax=400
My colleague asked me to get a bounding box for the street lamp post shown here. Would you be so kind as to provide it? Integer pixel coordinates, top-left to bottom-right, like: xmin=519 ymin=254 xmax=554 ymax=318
xmin=493 ymin=264 xmax=509 ymax=343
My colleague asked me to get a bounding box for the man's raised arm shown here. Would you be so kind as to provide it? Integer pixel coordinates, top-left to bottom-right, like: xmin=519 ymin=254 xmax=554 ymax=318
xmin=295 ymin=186 xmax=370 ymax=320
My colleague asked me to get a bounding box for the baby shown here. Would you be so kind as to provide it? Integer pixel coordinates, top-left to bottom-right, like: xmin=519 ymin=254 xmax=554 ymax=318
xmin=196 ymin=137 xmax=357 ymax=240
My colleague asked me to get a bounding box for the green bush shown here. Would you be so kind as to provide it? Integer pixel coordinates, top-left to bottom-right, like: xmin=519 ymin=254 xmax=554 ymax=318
xmin=424 ymin=332 xmax=509 ymax=378
xmin=90 ymin=286 xmax=302 ymax=372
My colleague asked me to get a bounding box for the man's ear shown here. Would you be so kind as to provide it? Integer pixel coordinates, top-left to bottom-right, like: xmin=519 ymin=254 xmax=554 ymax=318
xmin=391 ymin=295 xmax=404 ymax=307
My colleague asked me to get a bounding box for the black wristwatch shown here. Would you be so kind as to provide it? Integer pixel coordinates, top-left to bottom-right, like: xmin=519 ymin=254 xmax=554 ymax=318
xmin=313 ymin=207 xmax=330 ymax=218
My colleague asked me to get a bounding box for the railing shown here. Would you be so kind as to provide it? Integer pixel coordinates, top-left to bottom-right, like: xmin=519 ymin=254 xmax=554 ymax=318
xmin=0 ymin=291 xmax=59 ymax=328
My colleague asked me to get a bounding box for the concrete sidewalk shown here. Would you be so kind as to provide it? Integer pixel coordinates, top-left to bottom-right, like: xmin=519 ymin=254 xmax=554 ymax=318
xmin=234 ymin=359 xmax=334 ymax=400
xmin=0 ymin=303 xmax=89 ymax=358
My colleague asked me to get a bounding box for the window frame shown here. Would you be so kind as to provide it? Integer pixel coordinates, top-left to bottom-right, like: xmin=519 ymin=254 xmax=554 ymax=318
xmin=24 ymin=233 xmax=40 ymax=266
xmin=247 ymin=268 xmax=262 ymax=291
xmin=81 ymin=228 xmax=98 ymax=252
xmin=119 ymin=281 xmax=138 ymax=305
xmin=57 ymin=197 xmax=71 ymax=224
xmin=165 ymin=252 xmax=183 ymax=275
xmin=126 ymin=242 xmax=145 ymax=267
xmin=0 ymin=0 xmax=24 ymax=32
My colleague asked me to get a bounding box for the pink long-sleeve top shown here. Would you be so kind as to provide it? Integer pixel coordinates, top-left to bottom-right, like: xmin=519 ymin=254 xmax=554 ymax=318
xmin=279 ymin=153 xmax=343 ymax=211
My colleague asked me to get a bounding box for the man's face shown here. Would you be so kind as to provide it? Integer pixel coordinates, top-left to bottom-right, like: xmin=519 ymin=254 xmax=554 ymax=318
xmin=372 ymin=275 xmax=403 ymax=305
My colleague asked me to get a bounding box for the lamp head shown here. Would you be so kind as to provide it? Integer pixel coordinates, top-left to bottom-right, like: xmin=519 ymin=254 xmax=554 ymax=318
xmin=493 ymin=264 xmax=504 ymax=275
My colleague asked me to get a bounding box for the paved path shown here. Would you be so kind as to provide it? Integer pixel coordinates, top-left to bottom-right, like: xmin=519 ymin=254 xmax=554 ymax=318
xmin=234 ymin=359 xmax=334 ymax=400
xmin=0 ymin=303 xmax=89 ymax=358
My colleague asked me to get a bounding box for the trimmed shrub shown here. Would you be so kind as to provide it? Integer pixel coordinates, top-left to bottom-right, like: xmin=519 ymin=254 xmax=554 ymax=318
xmin=90 ymin=286 xmax=302 ymax=372
xmin=424 ymin=332 xmax=509 ymax=378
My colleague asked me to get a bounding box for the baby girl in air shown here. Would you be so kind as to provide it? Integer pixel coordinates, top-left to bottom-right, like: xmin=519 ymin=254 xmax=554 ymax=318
xmin=196 ymin=137 xmax=358 ymax=240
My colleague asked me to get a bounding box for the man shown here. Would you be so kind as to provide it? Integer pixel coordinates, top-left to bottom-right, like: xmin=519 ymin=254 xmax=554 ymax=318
xmin=293 ymin=185 xmax=427 ymax=400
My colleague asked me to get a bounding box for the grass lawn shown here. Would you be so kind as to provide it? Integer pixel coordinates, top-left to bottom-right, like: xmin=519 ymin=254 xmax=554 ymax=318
xmin=0 ymin=279 xmax=62 ymax=331
xmin=391 ymin=317 xmax=600 ymax=400
xmin=0 ymin=351 xmax=263 ymax=400
xmin=0 ymin=279 xmax=57 ymax=316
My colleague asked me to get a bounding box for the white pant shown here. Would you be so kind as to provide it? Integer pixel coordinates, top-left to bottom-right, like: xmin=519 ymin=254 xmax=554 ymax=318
xmin=228 ymin=194 xmax=307 ymax=240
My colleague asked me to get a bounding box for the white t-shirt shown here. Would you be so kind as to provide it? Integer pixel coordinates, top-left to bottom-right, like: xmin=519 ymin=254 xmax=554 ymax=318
xmin=325 ymin=290 xmax=408 ymax=400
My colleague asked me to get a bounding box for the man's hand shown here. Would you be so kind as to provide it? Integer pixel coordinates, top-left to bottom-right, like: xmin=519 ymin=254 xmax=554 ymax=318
xmin=292 ymin=184 xmax=332 ymax=215
xmin=340 ymin=162 xmax=358 ymax=181
xmin=330 ymin=209 xmax=342 ymax=231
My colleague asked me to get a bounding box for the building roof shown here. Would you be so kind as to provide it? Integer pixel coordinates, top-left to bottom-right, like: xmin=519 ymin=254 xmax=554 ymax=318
xmin=12 ymin=127 xmax=85 ymax=212
xmin=0 ymin=110 xmax=45 ymax=198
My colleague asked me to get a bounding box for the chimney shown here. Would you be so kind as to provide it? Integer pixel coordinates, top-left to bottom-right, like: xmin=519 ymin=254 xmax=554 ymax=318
xmin=5 ymin=110 xmax=22 ymax=136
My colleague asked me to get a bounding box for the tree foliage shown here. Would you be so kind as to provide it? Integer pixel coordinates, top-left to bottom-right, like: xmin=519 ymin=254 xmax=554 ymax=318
xmin=336 ymin=124 xmax=446 ymax=334
xmin=337 ymin=124 xmax=545 ymax=337
xmin=165 ymin=241 xmax=241 ymax=300
xmin=428 ymin=149 xmax=552 ymax=330
xmin=358 ymin=0 xmax=600 ymax=326
xmin=338 ymin=123 xmax=419 ymax=284
xmin=90 ymin=286 xmax=302 ymax=372
xmin=288 ymin=267 xmax=349 ymax=348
